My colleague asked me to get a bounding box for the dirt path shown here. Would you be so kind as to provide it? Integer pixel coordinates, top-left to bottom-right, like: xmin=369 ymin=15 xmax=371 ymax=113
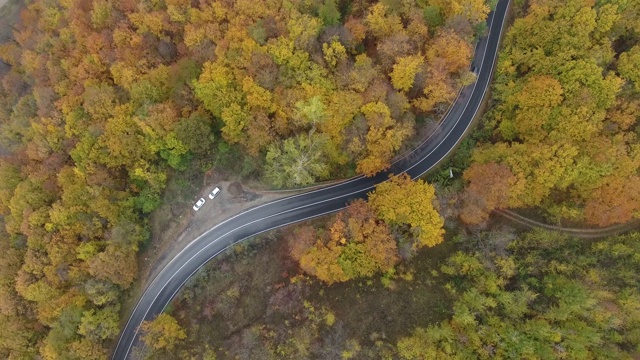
xmin=495 ymin=209 xmax=640 ymax=239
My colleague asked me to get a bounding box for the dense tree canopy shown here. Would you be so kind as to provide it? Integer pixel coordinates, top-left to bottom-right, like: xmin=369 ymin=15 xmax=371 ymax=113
xmin=398 ymin=230 xmax=640 ymax=359
xmin=189 ymin=0 xmax=488 ymax=183
xmin=461 ymin=0 xmax=640 ymax=226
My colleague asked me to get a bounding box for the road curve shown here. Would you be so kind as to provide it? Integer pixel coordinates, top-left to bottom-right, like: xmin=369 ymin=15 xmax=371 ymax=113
xmin=113 ymin=1 xmax=511 ymax=358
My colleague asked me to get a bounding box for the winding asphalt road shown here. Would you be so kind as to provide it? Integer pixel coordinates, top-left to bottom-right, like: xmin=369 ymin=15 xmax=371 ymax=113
xmin=113 ymin=1 xmax=510 ymax=358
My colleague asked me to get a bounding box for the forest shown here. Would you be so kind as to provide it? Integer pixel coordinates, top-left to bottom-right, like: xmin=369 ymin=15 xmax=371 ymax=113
xmin=0 ymin=0 xmax=492 ymax=358
xmin=458 ymin=0 xmax=640 ymax=227
xmin=397 ymin=230 xmax=640 ymax=359
xmin=0 ymin=0 xmax=638 ymax=358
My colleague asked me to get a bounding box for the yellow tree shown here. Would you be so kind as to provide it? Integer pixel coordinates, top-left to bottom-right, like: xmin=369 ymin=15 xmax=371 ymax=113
xmin=413 ymin=59 xmax=456 ymax=113
xmin=460 ymin=0 xmax=491 ymax=25
xmin=365 ymin=3 xmax=403 ymax=39
xmin=299 ymin=244 xmax=347 ymax=284
xmin=322 ymin=37 xmax=347 ymax=68
xmin=606 ymin=99 xmax=640 ymax=131
xmin=141 ymin=313 xmax=187 ymax=350
xmin=356 ymin=102 xmax=413 ymax=176
xmin=98 ymin=105 xmax=152 ymax=169
xmin=335 ymin=200 xmax=399 ymax=279
xmin=390 ymin=55 xmax=424 ymax=92
xmin=165 ymin=0 xmax=191 ymax=23
xmin=427 ymin=30 xmax=472 ymax=74
xmin=348 ymin=54 xmax=378 ymax=92
xmin=472 ymin=142 xmax=579 ymax=209
xmin=503 ymin=75 xmax=564 ymax=142
xmin=323 ymin=91 xmax=363 ymax=144
xmin=220 ymin=103 xmax=250 ymax=145
xmin=128 ymin=11 xmax=170 ymax=37
xmin=618 ymin=45 xmax=640 ymax=91
xmin=194 ymin=61 xmax=243 ymax=119
xmin=87 ymin=243 xmax=138 ymax=288
xmin=368 ymin=174 xmax=444 ymax=249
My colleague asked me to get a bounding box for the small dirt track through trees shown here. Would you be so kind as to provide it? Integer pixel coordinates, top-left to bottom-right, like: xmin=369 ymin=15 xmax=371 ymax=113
xmin=495 ymin=209 xmax=640 ymax=239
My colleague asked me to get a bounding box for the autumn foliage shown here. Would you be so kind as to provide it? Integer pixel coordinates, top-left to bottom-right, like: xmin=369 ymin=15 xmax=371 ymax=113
xmin=289 ymin=200 xmax=400 ymax=284
xmin=459 ymin=162 xmax=514 ymax=225
xmin=0 ymin=0 xmax=489 ymax=357
xmin=289 ymin=174 xmax=444 ymax=284
xmin=189 ymin=0 xmax=487 ymax=183
xmin=461 ymin=0 xmax=640 ymax=226
xmin=140 ymin=313 xmax=187 ymax=350
xmin=369 ymin=174 xmax=445 ymax=249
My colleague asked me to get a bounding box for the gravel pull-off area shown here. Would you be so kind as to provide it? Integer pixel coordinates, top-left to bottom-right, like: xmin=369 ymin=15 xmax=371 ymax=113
xmin=117 ymin=177 xmax=299 ymax=326
xmin=132 ymin=179 xmax=298 ymax=301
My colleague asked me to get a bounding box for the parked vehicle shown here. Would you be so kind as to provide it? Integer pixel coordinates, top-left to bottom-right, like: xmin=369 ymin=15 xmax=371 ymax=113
xmin=193 ymin=198 xmax=205 ymax=211
xmin=208 ymin=187 xmax=221 ymax=199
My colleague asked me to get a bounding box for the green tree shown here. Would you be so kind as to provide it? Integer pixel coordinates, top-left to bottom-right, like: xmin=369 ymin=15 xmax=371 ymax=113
xmin=174 ymin=112 xmax=215 ymax=156
xmin=83 ymin=279 xmax=119 ymax=306
xmin=422 ymin=5 xmax=444 ymax=29
xmin=295 ymin=96 xmax=328 ymax=127
xmin=82 ymin=83 xmax=116 ymax=123
xmin=318 ymin=0 xmax=340 ymax=27
xmin=398 ymin=230 xmax=640 ymax=359
xmin=0 ymin=160 xmax=23 ymax=214
xmin=618 ymin=45 xmax=640 ymax=91
xmin=78 ymin=306 xmax=120 ymax=341
xmin=265 ymin=133 xmax=331 ymax=188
